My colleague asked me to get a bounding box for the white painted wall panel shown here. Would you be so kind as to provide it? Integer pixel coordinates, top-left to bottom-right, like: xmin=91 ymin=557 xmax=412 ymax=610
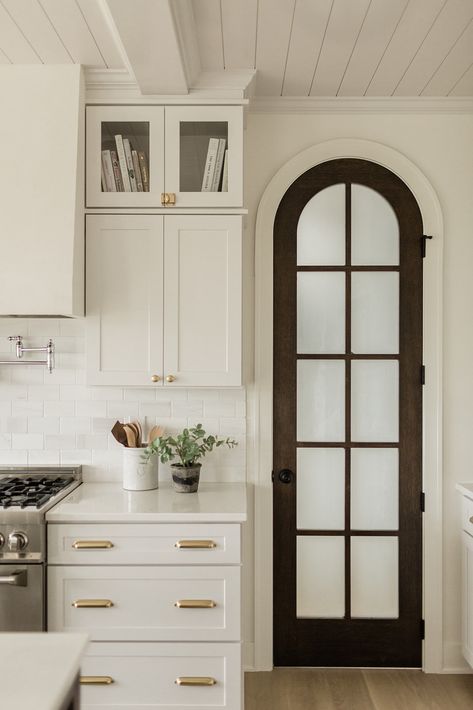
xmin=2 ymin=0 xmax=72 ymax=63
xmin=221 ymin=0 xmax=257 ymax=69
xmin=40 ymin=0 xmax=105 ymax=66
xmin=255 ymin=0 xmax=295 ymax=96
xmin=192 ymin=0 xmax=224 ymax=70
xmin=423 ymin=20 xmax=473 ymax=95
xmin=0 ymin=4 xmax=41 ymax=63
xmin=77 ymin=0 xmax=124 ymax=68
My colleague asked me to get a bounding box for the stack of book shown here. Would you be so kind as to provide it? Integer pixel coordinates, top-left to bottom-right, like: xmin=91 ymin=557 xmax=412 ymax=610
xmin=201 ymin=138 xmax=228 ymax=192
xmin=101 ymin=134 xmax=149 ymax=192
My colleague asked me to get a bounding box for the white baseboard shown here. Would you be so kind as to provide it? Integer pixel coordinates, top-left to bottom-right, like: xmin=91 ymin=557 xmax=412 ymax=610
xmin=442 ymin=642 xmax=473 ymax=673
xmin=243 ymin=642 xmax=255 ymax=671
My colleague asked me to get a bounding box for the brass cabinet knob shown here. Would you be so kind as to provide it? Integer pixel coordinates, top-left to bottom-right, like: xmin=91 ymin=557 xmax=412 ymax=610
xmin=151 ymin=374 xmax=161 ymax=383
xmin=160 ymin=192 xmax=176 ymax=206
xmin=166 ymin=374 xmax=176 ymax=383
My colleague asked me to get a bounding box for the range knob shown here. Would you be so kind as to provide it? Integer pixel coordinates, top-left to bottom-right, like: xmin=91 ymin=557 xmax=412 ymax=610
xmin=8 ymin=532 xmax=28 ymax=552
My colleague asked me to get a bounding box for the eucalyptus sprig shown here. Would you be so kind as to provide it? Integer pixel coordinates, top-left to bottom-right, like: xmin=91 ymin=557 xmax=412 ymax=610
xmin=143 ymin=423 xmax=237 ymax=467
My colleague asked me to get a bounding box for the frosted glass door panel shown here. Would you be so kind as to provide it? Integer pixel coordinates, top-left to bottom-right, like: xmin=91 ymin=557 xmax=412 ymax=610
xmin=297 ymin=184 xmax=346 ymax=265
xmin=351 ymin=361 xmax=399 ymax=442
xmin=297 ymin=448 xmax=345 ymax=530
xmin=297 ymin=273 xmax=345 ymax=354
xmin=351 ymin=185 xmax=399 ymax=265
xmin=351 ymin=449 xmax=399 ymax=530
xmin=351 ymin=273 xmax=399 ymax=354
xmin=351 ymin=537 xmax=399 ymax=618
xmin=297 ymin=537 xmax=345 ymax=618
xmin=297 ymin=360 xmax=345 ymax=441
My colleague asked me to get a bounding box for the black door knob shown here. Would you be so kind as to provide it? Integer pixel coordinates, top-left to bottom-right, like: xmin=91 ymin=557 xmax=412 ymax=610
xmin=278 ymin=469 xmax=294 ymax=484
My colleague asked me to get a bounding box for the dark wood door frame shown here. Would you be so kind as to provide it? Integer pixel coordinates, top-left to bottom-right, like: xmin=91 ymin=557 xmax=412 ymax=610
xmin=273 ymin=158 xmax=424 ymax=667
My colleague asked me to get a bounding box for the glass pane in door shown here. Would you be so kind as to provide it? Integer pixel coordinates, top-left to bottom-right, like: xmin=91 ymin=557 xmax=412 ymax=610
xmin=297 ymin=536 xmax=345 ymax=618
xmin=297 ymin=184 xmax=346 ymax=265
xmin=351 ymin=537 xmax=399 ymax=618
xmin=101 ymin=121 xmax=150 ymax=192
xmin=179 ymin=121 xmax=228 ymax=192
xmin=297 ymin=272 xmax=345 ymax=353
xmin=351 ymin=448 xmax=399 ymax=530
xmin=351 ymin=184 xmax=399 ymax=265
xmin=297 ymin=360 xmax=345 ymax=441
xmin=351 ymin=360 xmax=399 ymax=442
xmin=297 ymin=448 xmax=345 ymax=529
xmin=351 ymin=272 xmax=399 ymax=354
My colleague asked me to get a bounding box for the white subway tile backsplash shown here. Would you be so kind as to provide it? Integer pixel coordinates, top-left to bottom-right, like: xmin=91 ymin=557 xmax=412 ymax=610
xmin=138 ymin=402 xmax=172 ymax=418
xmin=106 ymin=402 xmax=140 ymax=419
xmin=92 ymin=387 xmax=123 ymax=401
xmin=204 ymin=400 xmax=236 ymax=418
xmin=9 ymin=367 xmax=44 ymax=385
xmin=47 ymin=369 xmax=77 ymax=385
xmin=28 ymin=417 xmax=60 ymax=434
xmin=0 ymin=434 xmax=12 ymax=449
xmin=44 ymin=434 xmax=76 ymax=450
xmin=0 ymin=450 xmax=27 ymax=464
xmin=172 ymin=400 xmax=204 ymax=418
xmin=27 ymin=385 xmax=60 ymax=401
xmin=27 ymin=319 xmax=61 ymax=337
xmin=60 ymin=450 xmax=92 ymax=465
xmin=0 ymin=385 xmax=28 ymax=401
xmin=44 ymin=401 xmax=75 ymax=417
xmin=28 ymin=451 xmax=61 ymax=465
xmin=60 ymin=417 xmax=91 ymax=434
xmin=124 ymin=388 xmax=156 ymax=402
xmin=1 ymin=417 xmax=27 ymax=434
xmin=59 ymin=319 xmax=85 ymax=336
xmin=12 ymin=434 xmax=44 ymax=450
xmin=12 ymin=400 xmax=43 ymax=416
xmin=75 ymin=400 xmax=107 ymax=417
xmin=60 ymin=385 xmax=92 ymax=401
xmin=92 ymin=417 xmax=117 ymax=433
xmin=0 ymin=402 xmax=11 ymax=416
xmin=76 ymin=434 xmax=108 ymax=450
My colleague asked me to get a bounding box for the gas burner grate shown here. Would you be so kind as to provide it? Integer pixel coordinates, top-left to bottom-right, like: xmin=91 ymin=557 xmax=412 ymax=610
xmin=0 ymin=476 xmax=73 ymax=509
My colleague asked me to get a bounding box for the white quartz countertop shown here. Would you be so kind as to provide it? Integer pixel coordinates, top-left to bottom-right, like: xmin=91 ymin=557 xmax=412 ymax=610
xmin=1 ymin=632 xmax=88 ymax=710
xmin=46 ymin=482 xmax=247 ymax=522
xmin=456 ymin=482 xmax=473 ymax=500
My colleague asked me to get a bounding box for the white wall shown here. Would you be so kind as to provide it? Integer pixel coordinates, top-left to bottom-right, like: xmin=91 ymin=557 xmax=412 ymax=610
xmin=244 ymin=110 xmax=473 ymax=671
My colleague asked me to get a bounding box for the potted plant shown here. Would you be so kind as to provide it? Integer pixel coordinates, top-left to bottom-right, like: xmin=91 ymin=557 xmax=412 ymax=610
xmin=143 ymin=423 xmax=237 ymax=493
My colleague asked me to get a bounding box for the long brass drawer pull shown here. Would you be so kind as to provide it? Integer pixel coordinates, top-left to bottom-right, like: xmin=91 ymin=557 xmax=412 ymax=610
xmin=72 ymin=540 xmax=114 ymax=549
xmin=174 ymin=599 xmax=217 ymax=609
xmin=80 ymin=676 xmax=114 ymax=685
xmin=175 ymin=540 xmax=216 ymax=549
xmin=72 ymin=599 xmax=114 ymax=608
xmin=175 ymin=677 xmax=216 ymax=686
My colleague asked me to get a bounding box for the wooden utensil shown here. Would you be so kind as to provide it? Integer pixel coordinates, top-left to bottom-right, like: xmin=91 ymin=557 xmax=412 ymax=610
xmin=123 ymin=424 xmax=136 ymax=448
xmin=148 ymin=425 xmax=165 ymax=444
xmin=135 ymin=420 xmax=143 ymax=447
xmin=128 ymin=421 xmax=140 ymax=447
xmin=111 ymin=420 xmax=128 ymax=447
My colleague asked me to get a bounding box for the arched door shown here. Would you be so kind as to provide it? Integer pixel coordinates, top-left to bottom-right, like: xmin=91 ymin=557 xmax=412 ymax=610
xmin=273 ymin=159 xmax=423 ymax=667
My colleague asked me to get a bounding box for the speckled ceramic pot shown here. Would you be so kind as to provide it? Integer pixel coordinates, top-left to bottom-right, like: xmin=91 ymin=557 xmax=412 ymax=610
xmin=171 ymin=463 xmax=201 ymax=493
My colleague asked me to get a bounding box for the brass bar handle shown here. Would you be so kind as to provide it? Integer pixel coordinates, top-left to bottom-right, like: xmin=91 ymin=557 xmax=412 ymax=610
xmin=174 ymin=599 xmax=217 ymax=609
xmin=175 ymin=540 xmax=216 ymax=549
xmin=80 ymin=676 xmax=114 ymax=685
xmin=72 ymin=540 xmax=114 ymax=550
xmin=72 ymin=599 xmax=114 ymax=608
xmin=175 ymin=677 xmax=216 ymax=686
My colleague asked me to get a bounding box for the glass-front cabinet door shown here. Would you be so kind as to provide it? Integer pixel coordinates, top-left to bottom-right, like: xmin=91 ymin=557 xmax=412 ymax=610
xmin=164 ymin=106 xmax=243 ymax=208
xmin=86 ymin=106 xmax=164 ymax=208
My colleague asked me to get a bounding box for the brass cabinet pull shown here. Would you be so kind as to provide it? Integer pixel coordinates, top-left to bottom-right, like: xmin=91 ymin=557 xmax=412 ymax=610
xmin=80 ymin=676 xmax=114 ymax=685
xmin=72 ymin=599 xmax=114 ymax=608
xmin=72 ymin=540 xmax=114 ymax=550
xmin=174 ymin=599 xmax=216 ymax=609
xmin=175 ymin=677 xmax=216 ymax=686
xmin=151 ymin=374 xmax=161 ymax=383
xmin=160 ymin=192 xmax=176 ymax=206
xmin=175 ymin=540 xmax=216 ymax=549
xmin=165 ymin=374 xmax=176 ymax=383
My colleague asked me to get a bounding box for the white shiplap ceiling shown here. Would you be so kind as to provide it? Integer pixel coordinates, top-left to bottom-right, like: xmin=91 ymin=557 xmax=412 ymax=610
xmin=0 ymin=0 xmax=472 ymax=97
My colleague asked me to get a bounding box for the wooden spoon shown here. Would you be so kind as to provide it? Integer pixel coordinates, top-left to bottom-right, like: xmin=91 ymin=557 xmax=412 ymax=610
xmin=111 ymin=420 xmax=128 ymax=447
xmin=128 ymin=421 xmax=140 ymax=447
xmin=132 ymin=420 xmax=143 ymax=447
xmin=148 ymin=425 xmax=165 ymax=444
xmin=123 ymin=424 xmax=136 ymax=448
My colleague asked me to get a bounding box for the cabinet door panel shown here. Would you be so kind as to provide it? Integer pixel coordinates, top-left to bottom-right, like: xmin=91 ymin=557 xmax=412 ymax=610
xmin=164 ymin=216 xmax=242 ymax=386
xmin=86 ymin=215 xmax=164 ymax=386
xmin=463 ymin=532 xmax=473 ymax=668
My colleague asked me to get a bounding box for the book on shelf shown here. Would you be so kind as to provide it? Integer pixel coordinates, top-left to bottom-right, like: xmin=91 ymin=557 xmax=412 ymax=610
xmin=132 ymin=149 xmax=143 ymax=191
xmin=211 ymin=138 xmax=226 ymax=191
xmin=110 ymin=150 xmax=124 ymax=191
xmin=138 ymin=151 xmax=149 ymax=192
xmin=201 ymin=137 xmax=220 ymax=192
xmin=101 ymin=150 xmax=116 ymax=192
xmin=221 ymin=149 xmax=228 ymax=192
xmin=123 ymin=138 xmax=138 ymax=192
xmin=114 ymin=134 xmax=131 ymax=191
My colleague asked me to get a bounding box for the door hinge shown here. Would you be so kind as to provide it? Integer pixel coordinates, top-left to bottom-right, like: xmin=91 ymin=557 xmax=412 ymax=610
xmin=420 ymin=619 xmax=425 ymax=639
xmin=421 ymin=365 xmax=426 ymax=385
xmin=271 ymin=470 xmax=274 ymax=483
xmin=422 ymin=234 xmax=433 ymax=258
xmin=420 ymin=492 xmax=425 ymax=512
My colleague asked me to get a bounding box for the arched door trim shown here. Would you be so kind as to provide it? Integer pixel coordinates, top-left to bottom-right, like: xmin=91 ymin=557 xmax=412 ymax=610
xmin=253 ymin=138 xmax=443 ymax=672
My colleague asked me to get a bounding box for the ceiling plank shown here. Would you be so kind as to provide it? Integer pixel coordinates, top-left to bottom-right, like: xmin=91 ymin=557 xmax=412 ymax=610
xmin=104 ymin=0 xmax=189 ymax=93
xmin=365 ymin=0 xmax=445 ymax=96
xmin=449 ymin=61 xmax=473 ymax=95
xmin=0 ymin=3 xmax=42 ymax=63
xmin=2 ymin=0 xmax=72 ymax=63
xmin=310 ymin=0 xmax=371 ymax=96
xmin=282 ymin=0 xmax=332 ymax=96
xmin=0 ymin=46 xmax=11 ymax=64
xmin=395 ymin=0 xmax=473 ymax=95
xmin=338 ymin=0 xmax=409 ymax=96
xmin=423 ymin=18 xmax=473 ymax=95
xmin=39 ymin=0 xmax=106 ymax=66
xmin=256 ymin=0 xmax=296 ymax=96
xmin=77 ymin=0 xmax=124 ymax=68
xmin=192 ymin=0 xmax=224 ymax=70
xmin=221 ymin=0 xmax=257 ymax=69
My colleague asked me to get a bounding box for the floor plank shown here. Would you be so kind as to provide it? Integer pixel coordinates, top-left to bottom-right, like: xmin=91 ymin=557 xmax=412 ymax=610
xmin=245 ymin=669 xmax=473 ymax=710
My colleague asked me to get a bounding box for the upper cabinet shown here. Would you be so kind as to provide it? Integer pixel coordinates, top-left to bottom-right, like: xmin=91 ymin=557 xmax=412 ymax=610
xmin=86 ymin=105 xmax=243 ymax=209
xmin=0 ymin=65 xmax=84 ymax=317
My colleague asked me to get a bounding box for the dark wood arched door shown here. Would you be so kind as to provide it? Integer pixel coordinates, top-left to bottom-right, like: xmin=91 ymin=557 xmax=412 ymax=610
xmin=273 ymin=159 xmax=423 ymax=667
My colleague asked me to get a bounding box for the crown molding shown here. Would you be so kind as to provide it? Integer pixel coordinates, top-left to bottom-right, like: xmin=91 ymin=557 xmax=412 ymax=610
xmin=250 ymin=96 xmax=473 ymax=114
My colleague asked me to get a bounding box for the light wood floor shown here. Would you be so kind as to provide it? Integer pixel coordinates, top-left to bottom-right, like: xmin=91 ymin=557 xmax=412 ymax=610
xmin=245 ymin=669 xmax=473 ymax=710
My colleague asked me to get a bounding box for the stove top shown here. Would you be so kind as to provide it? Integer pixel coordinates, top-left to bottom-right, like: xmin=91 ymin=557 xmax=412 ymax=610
xmin=0 ymin=476 xmax=74 ymax=509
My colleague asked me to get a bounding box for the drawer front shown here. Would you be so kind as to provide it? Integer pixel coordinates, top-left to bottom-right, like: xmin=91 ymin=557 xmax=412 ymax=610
xmin=80 ymin=642 xmax=241 ymax=710
xmin=462 ymin=498 xmax=473 ymax=537
xmin=48 ymin=523 xmax=240 ymax=565
xmin=48 ymin=565 xmax=240 ymax=641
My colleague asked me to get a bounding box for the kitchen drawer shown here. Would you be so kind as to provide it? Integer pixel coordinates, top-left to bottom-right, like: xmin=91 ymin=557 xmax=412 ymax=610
xmin=48 ymin=523 xmax=240 ymax=565
xmin=48 ymin=565 xmax=240 ymax=642
xmin=80 ymin=642 xmax=242 ymax=710
xmin=462 ymin=497 xmax=473 ymax=537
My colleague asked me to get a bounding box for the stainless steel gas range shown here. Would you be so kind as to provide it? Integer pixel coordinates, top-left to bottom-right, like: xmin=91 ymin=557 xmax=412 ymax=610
xmin=0 ymin=466 xmax=82 ymax=631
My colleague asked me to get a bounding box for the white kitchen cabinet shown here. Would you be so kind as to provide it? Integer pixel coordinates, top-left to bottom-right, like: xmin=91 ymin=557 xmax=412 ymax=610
xmin=456 ymin=484 xmax=473 ymax=668
xmin=86 ymin=214 xmax=242 ymax=387
xmin=86 ymin=104 xmax=243 ymax=208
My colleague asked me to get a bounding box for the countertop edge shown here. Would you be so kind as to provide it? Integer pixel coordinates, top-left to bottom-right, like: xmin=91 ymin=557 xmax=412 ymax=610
xmin=46 ymin=513 xmax=248 ymax=523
